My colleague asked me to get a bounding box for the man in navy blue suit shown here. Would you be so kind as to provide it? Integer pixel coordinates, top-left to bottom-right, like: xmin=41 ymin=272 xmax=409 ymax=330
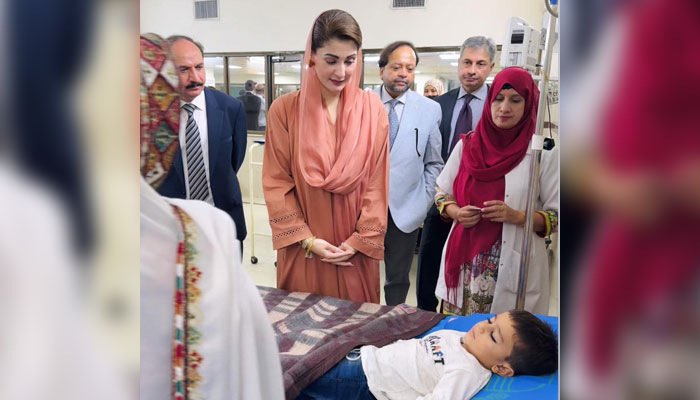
xmin=416 ymin=36 xmax=495 ymax=311
xmin=158 ymin=35 xmax=247 ymax=243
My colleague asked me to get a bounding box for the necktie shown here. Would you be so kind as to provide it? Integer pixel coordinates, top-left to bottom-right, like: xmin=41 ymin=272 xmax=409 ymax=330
xmin=182 ymin=103 xmax=211 ymax=201
xmin=388 ymin=98 xmax=400 ymax=149
xmin=450 ymin=93 xmax=474 ymax=154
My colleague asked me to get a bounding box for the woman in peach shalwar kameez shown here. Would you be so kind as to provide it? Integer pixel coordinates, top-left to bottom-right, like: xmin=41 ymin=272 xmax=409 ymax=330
xmin=263 ymin=10 xmax=389 ymax=303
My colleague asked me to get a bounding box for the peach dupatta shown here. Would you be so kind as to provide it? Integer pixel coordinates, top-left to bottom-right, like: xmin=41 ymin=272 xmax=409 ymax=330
xmin=296 ymin=18 xmax=379 ymax=197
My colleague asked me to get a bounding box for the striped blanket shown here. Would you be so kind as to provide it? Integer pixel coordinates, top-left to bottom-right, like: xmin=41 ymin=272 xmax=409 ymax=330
xmin=258 ymin=286 xmax=444 ymax=399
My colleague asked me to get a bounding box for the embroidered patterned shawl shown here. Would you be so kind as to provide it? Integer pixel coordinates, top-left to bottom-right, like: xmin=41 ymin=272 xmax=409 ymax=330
xmin=140 ymin=33 xmax=180 ymax=188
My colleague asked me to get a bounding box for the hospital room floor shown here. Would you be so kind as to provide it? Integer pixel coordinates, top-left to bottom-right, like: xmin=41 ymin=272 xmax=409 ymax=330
xmin=242 ymin=202 xmax=419 ymax=307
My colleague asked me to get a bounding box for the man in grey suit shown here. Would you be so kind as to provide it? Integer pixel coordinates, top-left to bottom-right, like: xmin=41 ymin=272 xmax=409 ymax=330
xmin=416 ymin=36 xmax=495 ymax=311
xmin=375 ymin=41 xmax=444 ymax=306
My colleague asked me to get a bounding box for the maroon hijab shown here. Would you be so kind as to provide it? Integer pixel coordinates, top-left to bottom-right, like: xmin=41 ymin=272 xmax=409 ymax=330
xmin=444 ymin=67 xmax=540 ymax=303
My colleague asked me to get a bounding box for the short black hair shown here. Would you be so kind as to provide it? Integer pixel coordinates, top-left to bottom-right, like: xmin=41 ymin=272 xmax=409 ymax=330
xmin=166 ymin=35 xmax=205 ymax=57
xmin=378 ymin=41 xmax=419 ymax=68
xmin=245 ymin=80 xmax=256 ymax=91
xmin=506 ymin=310 xmax=558 ymax=376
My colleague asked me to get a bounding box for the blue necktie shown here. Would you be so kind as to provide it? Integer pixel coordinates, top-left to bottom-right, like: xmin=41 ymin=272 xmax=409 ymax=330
xmin=182 ymin=103 xmax=211 ymax=201
xmin=388 ymin=98 xmax=400 ymax=149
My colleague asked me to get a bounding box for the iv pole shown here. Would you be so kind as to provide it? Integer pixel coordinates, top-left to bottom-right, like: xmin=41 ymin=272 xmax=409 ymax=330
xmin=514 ymin=0 xmax=559 ymax=310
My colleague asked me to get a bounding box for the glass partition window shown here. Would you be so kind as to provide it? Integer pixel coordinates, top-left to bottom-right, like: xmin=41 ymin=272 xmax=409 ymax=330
xmin=362 ymin=53 xmax=381 ymax=91
xmin=227 ymin=56 xmax=265 ymax=98
xmin=204 ymin=56 xmax=225 ymax=93
xmin=414 ymin=51 xmax=460 ymax=94
xmin=271 ymin=58 xmax=301 ymax=102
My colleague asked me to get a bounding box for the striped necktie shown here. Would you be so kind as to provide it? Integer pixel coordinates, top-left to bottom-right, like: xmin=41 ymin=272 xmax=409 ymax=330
xmin=182 ymin=103 xmax=211 ymax=202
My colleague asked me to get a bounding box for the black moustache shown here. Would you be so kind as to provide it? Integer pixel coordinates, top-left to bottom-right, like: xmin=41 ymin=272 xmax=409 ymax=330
xmin=186 ymin=82 xmax=204 ymax=89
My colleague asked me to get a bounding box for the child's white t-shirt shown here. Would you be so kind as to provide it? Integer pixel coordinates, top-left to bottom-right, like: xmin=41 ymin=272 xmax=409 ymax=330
xmin=360 ymin=329 xmax=491 ymax=400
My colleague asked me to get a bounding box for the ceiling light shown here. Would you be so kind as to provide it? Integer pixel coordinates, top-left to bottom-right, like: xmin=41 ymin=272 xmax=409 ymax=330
xmin=439 ymin=53 xmax=460 ymax=60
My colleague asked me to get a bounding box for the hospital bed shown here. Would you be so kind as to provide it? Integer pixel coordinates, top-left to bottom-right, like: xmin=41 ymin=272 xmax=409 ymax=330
xmin=259 ymin=286 xmax=558 ymax=399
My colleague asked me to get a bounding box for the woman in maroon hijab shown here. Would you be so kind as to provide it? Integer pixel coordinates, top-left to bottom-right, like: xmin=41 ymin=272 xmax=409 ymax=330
xmin=434 ymin=67 xmax=559 ymax=316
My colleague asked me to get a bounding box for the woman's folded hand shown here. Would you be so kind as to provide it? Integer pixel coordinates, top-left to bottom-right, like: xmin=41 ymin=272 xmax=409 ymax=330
xmin=481 ymin=200 xmax=525 ymax=225
xmin=313 ymin=239 xmax=355 ymax=266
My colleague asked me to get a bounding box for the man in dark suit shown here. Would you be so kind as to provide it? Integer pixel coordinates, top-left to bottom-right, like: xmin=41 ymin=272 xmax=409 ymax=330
xmin=158 ymin=35 xmax=247 ymax=243
xmin=238 ymin=80 xmax=262 ymax=131
xmin=416 ymin=36 xmax=495 ymax=311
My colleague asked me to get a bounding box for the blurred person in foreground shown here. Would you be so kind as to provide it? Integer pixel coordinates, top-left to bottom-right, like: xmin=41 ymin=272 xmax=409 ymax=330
xmin=262 ymin=9 xmax=390 ymax=303
xmin=154 ymin=34 xmax=248 ymax=249
xmin=140 ymin=33 xmax=284 ymax=399
xmin=8 ymin=0 xmax=95 ymax=258
xmin=0 ymin=162 xmax=128 ymax=400
xmin=562 ymin=0 xmax=700 ymax=397
xmin=434 ymin=67 xmax=558 ymax=316
xmin=0 ymin=1 xmax=130 ymax=397
xmin=423 ymin=79 xmax=445 ymax=99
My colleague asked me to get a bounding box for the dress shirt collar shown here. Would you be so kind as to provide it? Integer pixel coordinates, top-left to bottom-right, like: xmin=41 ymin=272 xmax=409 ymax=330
xmin=381 ymin=85 xmax=408 ymax=105
xmin=180 ymin=90 xmax=206 ymax=111
xmin=458 ymin=82 xmax=489 ymax=101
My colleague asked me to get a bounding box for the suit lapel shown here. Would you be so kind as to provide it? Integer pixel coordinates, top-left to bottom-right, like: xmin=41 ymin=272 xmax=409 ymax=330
xmin=205 ymin=88 xmax=224 ymax=175
xmin=172 ymin=147 xmax=185 ymax=186
xmin=440 ymin=88 xmax=459 ymax=159
xmin=442 ymin=88 xmax=458 ymax=138
xmin=375 ymin=87 xmax=423 ymax=154
xmin=394 ymin=90 xmax=418 ymax=154
xmin=171 ymin=105 xmax=186 ymax=185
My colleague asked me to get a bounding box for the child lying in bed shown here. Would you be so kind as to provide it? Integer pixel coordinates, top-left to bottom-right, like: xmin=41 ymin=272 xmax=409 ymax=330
xmin=298 ymin=310 xmax=558 ymax=400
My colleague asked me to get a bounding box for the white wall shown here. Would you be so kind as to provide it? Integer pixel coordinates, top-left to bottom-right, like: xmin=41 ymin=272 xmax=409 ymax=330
xmin=141 ymin=0 xmax=546 ymax=52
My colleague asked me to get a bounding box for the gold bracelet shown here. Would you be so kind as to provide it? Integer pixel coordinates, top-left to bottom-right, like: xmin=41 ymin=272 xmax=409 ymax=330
xmin=305 ymin=236 xmax=316 ymax=258
xmin=300 ymin=236 xmax=312 ymax=250
xmin=537 ymin=211 xmax=552 ymax=237
xmin=439 ymin=201 xmax=457 ymax=219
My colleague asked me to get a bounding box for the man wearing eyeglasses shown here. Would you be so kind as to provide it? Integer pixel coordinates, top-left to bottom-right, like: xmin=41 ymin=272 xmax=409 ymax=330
xmin=416 ymin=36 xmax=495 ymax=312
xmin=374 ymin=41 xmax=443 ymax=306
